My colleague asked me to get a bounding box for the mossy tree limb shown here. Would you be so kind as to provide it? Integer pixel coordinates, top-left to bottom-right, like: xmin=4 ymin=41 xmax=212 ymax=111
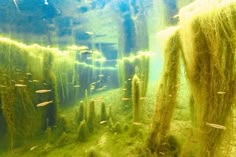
xmin=146 ymin=28 xmax=181 ymax=153
xmin=179 ymin=2 xmax=236 ymax=156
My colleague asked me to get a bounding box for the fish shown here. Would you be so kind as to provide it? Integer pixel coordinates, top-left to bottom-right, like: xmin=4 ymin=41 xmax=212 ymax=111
xmin=0 ymin=85 xmax=6 ymax=88
xmin=26 ymin=73 xmax=32 ymax=76
xmin=139 ymin=97 xmax=147 ymax=100
xmin=15 ymin=84 xmax=26 ymax=87
xmin=74 ymin=85 xmax=80 ymax=88
xmin=206 ymin=122 xmax=226 ymax=130
xmin=32 ymin=80 xmax=39 ymax=83
xmin=77 ymin=46 xmax=88 ymax=50
xmin=80 ymin=50 xmax=93 ymax=55
xmin=122 ymin=98 xmax=130 ymax=101
xmin=98 ymin=74 xmax=104 ymax=78
xmin=97 ymin=86 xmax=107 ymax=91
xmin=133 ymin=122 xmax=143 ymax=126
xmin=86 ymin=31 xmax=94 ymax=35
xmin=15 ymin=68 xmax=21 ymax=72
xmin=217 ymin=91 xmax=226 ymax=95
xmin=122 ymin=88 xmax=127 ymax=91
xmin=35 ymin=89 xmax=51 ymax=94
xmin=159 ymin=152 xmax=165 ymax=155
xmin=19 ymin=80 xmax=24 ymax=83
xmin=36 ymin=101 xmax=53 ymax=107
xmin=30 ymin=145 xmax=39 ymax=151
xmin=68 ymin=45 xmax=88 ymax=51
xmin=90 ymin=85 xmax=95 ymax=91
xmin=100 ymin=121 xmax=107 ymax=124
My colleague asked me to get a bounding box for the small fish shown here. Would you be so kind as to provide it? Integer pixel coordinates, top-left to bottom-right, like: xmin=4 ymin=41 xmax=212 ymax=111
xmin=80 ymin=50 xmax=93 ymax=55
xmin=86 ymin=31 xmax=94 ymax=35
xmin=90 ymin=85 xmax=95 ymax=91
xmin=100 ymin=121 xmax=107 ymax=124
xmin=122 ymin=88 xmax=127 ymax=91
xmin=32 ymin=80 xmax=39 ymax=83
xmin=35 ymin=89 xmax=51 ymax=94
xmin=206 ymin=122 xmax=226 ymax=130
xmin=43 ymin=83 xmax=48 ymax=86
xmin=128 ymin=78 xmax=132 ymax=81
xmin=133 ymin=122 xmax=143 ymax=126
xmin=97 ymin=86 xmax=107 ymax=91
xmin=30 ymin=145 xmax=39 ymax=151
xmin=15 ymin=68 xmax=21 ymax=72
xmin=139 ymin=97 xmax=146 ymax=100
xmin=15 ymin=84 xmax=26 ymax=87
xmin=68 ymin=45 xmax=88 ymax=51
xmin=159 ymin=152 xmax=165 ymax=155
xmin=74 ymin=85 xmax=80 ymax=88
xmin=77 ymin=46 xmax=88 ymax=50
xmin=0 ymin=85 xmax=6 ymax=88
xmin=28 ymin=80 xmax=33 ymax=83
xmin=26 ymin=73 xmax=32 ymax=76
xmin=217 ymin=91 xmax=226 ymax=95
xmin=122 ymin=98 xmax=130 ymax=101
xmin=98 ymin=74 xmax=104 ymax=78
xmin=36 ymin=101 xmax=53 ymax=107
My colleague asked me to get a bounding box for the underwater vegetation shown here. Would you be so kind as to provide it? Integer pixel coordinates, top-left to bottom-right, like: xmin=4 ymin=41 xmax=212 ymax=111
xmin=0 ymin=0 xmax=236 ymax=157
xmin=0 ymin=36 xmax=118 ymax=151
xmin=146 ymin=27 xmax=181 ymax=155
xmin=117 ymin=0 xmax=149 ymax=102
xmin=132 ymin=74 xmax=142 ymax=123
xmin=145 ymin=1 xmax=236 ymax=157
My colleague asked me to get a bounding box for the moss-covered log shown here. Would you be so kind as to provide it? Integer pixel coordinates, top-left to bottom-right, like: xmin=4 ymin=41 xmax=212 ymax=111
xmin=179 ymin=1 xmax=236 ymax=156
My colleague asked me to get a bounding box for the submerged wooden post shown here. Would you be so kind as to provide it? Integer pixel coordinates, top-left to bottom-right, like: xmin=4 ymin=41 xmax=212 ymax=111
xmin=179 ymin=2 xmax=236 ymax=156
xmin=146 ymin=27 xmax=181 ymax=154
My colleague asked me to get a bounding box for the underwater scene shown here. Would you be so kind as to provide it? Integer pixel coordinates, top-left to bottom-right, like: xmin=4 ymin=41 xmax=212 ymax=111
xmin=0 ymin=0 xmax=235 ymax=157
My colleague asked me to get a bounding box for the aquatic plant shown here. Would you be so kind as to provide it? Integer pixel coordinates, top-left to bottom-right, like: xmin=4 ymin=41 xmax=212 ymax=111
xmin=77 ymin=120 xmax=88 ymax=142
xmin=178 ymin=1 xmax=236 ymax=156
xmin=118 ymin=0 xmax=149 ymax=99
xmin=87 ymin=147 xmax=100 ymax=157
xmin=100 ymin=102 xmax=107 ymax=122
xmin=146 ymin=27 xmax=181 ymax=153
xmin=84 ymin=89 xmax=88 ymax=121
xmin=56 ymin=115 xmax=68 ymax=136
xmin=87 ymin=100 xmax=96 ymax=132
xmin=132 ymin=74 xmax=142 ymax=122
xmin=0 ymin=38 xmax=46 ymax=148
xmin=46 ymin=127 xmax=53 ymax=144
xmin=56 ymin=132 xmax=69 ymax=147
xmin=123 ymin=123 xmax=129 ymax=132
xmin=1 ymin=85 xmax=15 ymax=149
xmin=77 ymin=101 xmax=85 ymax=124
xmin=53 ymin=55 xmax=76 ymax=104
xmin=42 ymin=51 xmax=59 ymax=127
xmin=108 ymin=105 xmax=113 ymax=121
xmin=113 ymin=122 xmax=122 ymax=133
